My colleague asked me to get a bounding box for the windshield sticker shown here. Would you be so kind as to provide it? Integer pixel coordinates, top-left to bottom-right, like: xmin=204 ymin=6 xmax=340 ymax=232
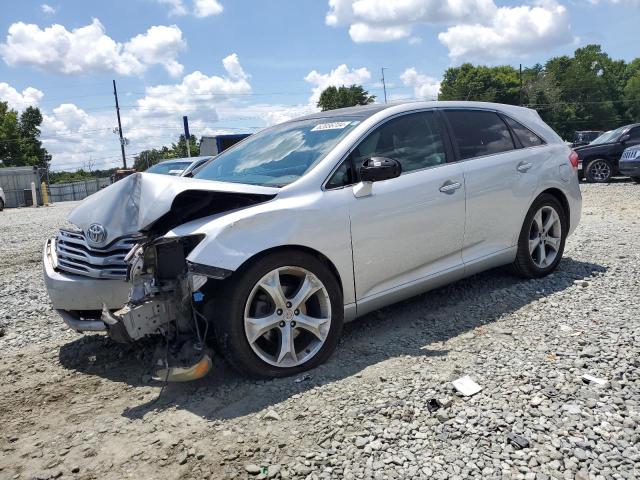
xmin=311 ymin=121 xmax=352 ymax=131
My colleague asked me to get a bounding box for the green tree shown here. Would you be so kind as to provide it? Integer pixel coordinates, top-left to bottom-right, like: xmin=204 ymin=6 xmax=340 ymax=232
xmin=19 ymin=106 xmax=49 ymax=168
xmin=132 ymin=135 xmax=199 ymax=171
xmin=133 ymin=147 xmax=171 ymax=171
xmin=169 ymin=134 xmax=200 ymax=158
xmin=0 ymin=102 xmax=50 ymax=168
xmin=439 ymin=64 xmax=520 ymax=104
xmin=0 ymin=102 xmax=21 ymax=166
xmin=317 ymin=85 xmax=375 ymax=111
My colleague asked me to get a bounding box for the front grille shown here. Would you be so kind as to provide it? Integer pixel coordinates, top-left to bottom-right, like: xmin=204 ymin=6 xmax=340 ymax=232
xmin=55 ymin=229 xmax=141 ymax=279
xmin=622 ymin=149 xmax=640 ymax=160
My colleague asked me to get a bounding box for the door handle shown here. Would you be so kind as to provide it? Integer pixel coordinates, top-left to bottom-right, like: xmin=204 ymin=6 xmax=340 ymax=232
xmin=439 ymin=181 xmax=462 ymax=194
xmin=517 ymin=161 xmax=533 ymax=173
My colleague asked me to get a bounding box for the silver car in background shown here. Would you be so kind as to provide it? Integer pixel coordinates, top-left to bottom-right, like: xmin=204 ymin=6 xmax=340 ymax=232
xmin=144 ymin=156 xmax=214 ymax=177
xmin=43 ymin=101 xmax=581 ymax=380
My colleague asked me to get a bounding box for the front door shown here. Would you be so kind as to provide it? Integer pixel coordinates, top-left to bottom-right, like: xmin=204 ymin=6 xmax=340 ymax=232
xmin=347 ymin=110 xmax=466 ymax=302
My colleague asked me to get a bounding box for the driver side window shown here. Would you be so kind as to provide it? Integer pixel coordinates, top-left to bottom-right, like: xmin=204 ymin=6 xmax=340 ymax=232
xmin=351 ymin=111 xmax=447 ymax=174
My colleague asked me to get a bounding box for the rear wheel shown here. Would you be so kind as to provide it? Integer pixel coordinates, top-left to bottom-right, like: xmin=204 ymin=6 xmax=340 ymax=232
xmin=631 ymin=177 xmax=640 ymax=184
xmin=511 ymin=194 xmax=567 ymax=279
xmin=0 ymin=199 xmax=4 ymax=211
xmin=585 ymin=159 xmax=612 ymax=183
xmin=210 ymin=250 xmax=343 ymax=378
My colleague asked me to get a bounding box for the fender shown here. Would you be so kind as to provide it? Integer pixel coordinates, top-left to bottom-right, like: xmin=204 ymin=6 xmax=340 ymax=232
xmin=164 ymin=188 xmax=356 ymax=305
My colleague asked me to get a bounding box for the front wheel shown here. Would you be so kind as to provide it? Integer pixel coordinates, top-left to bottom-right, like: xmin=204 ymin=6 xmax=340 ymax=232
xmin=210 ymin=251 xmax=343 ymax=378
xmin=585 ymin=159 xmax=612 ymax=183
xmin=631 ymin=177 xmax=640 ymax=184
xmin=511 ymin=194 xmax=567 ymax=278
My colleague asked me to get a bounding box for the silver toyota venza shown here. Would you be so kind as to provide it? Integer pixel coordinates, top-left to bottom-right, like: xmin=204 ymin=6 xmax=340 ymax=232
xmin=43 ymin=101 xmax=582 ymax=380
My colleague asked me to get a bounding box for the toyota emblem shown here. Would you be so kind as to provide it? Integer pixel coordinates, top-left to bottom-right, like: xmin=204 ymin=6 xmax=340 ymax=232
xmin=86 ymin=223 xmax=107 ymax=245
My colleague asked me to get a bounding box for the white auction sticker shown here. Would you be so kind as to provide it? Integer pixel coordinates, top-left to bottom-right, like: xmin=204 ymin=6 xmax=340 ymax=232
xmin=310 ymin=121 xmax=351 ymax=131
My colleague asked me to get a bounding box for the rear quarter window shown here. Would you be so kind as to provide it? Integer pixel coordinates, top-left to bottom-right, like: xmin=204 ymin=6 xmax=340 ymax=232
xmin=503 ymin=116 xmax=545 ymax=148
xmin=444 ymin=110 xmax=515 ymax=160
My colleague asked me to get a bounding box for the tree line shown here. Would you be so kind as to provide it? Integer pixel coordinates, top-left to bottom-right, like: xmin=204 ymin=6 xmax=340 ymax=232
xmin=319 ymin=45 xmax=639 ymax=141
xmin=439 ymin=45 xmax=640 ymax=140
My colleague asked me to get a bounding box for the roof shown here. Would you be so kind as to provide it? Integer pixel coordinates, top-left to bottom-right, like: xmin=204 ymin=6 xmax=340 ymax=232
xmin=286 ymin=100 xmax=541 ymax=124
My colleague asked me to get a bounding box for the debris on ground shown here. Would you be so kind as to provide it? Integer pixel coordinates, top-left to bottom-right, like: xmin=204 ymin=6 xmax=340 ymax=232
xmin=452 ymin=375 xmax=482 ymax=396
xmin=581 ymin=373 xmax=608 ymax=386
xmin=506 ymin=433 xmax=530 ymax=449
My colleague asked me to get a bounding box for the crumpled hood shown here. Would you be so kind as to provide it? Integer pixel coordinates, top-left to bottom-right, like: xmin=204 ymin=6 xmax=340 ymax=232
xmin=68 ymin=172 xmax=278 ymax=245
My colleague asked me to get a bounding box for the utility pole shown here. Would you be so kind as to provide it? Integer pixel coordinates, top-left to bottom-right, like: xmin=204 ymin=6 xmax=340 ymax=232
xmin=381 ymin=67 xmax=388 ymax=104
xmin=519 ymin=64 xmax=523 ymax=106
xmin=112 ymin=80 xmax=127 ymax=169
xmin=183 ymin=116 xmax=191 ymax=158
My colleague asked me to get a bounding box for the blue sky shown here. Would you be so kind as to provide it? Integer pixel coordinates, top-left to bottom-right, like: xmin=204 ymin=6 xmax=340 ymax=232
xmin=1 ymin=0 xmax=639 ymax=170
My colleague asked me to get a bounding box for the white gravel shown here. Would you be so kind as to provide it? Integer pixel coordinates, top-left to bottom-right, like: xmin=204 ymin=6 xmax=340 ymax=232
xmin=1 ymin=185 xmax=639 ymax=480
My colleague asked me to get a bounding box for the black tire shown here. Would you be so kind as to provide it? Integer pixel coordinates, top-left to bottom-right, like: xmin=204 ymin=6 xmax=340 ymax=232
xmin=209 ymin=250 xmax=343 ymax=378
xmin=585 ymin=159 xmax=612 ymax=183
xmin=511 ymin=193 xmax=567 ymax=279
xmin=632 ymin=177 xmax=640 ymax=184
xmin=0 ymin=199 xmax=4 ymax=211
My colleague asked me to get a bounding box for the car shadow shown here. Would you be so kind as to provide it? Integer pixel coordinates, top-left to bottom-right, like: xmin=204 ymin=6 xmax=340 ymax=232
xmin=58 ymin=257 xmax=606 ymax=422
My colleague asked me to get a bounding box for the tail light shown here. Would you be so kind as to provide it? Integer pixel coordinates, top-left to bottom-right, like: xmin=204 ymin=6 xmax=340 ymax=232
xmin=569 ymin=151 xmax=579 ymax=169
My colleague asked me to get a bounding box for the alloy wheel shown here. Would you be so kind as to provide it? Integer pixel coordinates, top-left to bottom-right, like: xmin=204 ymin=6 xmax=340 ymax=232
xmin=529 ymin=206 xmax=562 ymax=268
xmin=243 ymin=266 xmax=332 ymax=368
xmin=589 ymin=160 xmax=611 ymax=182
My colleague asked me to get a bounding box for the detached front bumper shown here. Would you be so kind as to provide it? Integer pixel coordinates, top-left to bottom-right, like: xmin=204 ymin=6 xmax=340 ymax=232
xmin=43 ymin=238 xmax=131 ymax=332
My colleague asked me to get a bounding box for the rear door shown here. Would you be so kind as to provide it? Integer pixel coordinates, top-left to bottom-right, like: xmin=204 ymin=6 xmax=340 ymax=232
xmin=443 ymin=109 xmax=542 ymax=263
xmin=345 ymin=110 xmax=466 ymax=301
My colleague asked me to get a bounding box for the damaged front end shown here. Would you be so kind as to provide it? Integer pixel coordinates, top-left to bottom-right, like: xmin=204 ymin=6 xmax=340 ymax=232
xmin=102 ymin=235 xmax=230 ymax=382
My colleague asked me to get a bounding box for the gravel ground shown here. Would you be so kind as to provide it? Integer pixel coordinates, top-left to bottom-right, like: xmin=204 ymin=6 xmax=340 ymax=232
xmin=1 ymin=184 xmax=639 ymax=480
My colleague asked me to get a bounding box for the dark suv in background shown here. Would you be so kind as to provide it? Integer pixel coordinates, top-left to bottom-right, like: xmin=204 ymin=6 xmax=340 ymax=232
xmin=576 ymin=123 xmax=640 ymax=182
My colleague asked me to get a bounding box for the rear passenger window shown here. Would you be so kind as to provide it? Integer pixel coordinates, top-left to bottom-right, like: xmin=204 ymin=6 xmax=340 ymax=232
xmin=444 ymin=110 xmax=515 ymax=160
xmin=350 ymin=111 xmax=447 ymax=174
xmin=503 ymin=116 xmax=545 ymax=147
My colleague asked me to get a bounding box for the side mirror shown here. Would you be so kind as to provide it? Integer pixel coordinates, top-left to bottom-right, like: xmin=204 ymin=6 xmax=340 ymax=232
xmin=360 ymin=157 xmax=402 ymax=183
xmin=620 ymin=133 xmax=631 ymax=143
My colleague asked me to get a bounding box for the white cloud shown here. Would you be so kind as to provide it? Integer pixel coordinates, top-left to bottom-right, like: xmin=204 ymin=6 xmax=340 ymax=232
xmin=400 ymin=68 xmax=440 ymax=99
xmin=153 ymin=0 xmax=224 ymax=17
xmin=0 ymin=19 xmax=186 ymax=77
xmin=349 ymin=23 xmax=412 ymax=43
xmin=40 ymin=4 xmax=57 ymax=14
xmin=134 ymin=53 xmax=250 ymax=117
xmin=325 ymin=0 xmax=575 ymax=60
xmin=29 ymin=55 xmax=327 ymax=171
xmin=194 ymin=0 xmax=223 ymax=17
xmin=438 ymin=2 xmax=574 ymax=61
xmin=0 ymin=82 xmax=44 ymax=110
xmin=124 ymin=25 xmax=186 ymax=77
xmin=326 ymin=0 xmax=495 ymax=42
xmin=40 ymin=54 xmax=265 ymax=170
xmin=304 ymin=64 xmax=372 ymax=104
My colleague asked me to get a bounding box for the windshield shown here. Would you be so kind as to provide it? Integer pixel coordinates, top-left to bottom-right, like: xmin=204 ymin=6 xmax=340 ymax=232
xmin=146 ymin=161 xmax=191 ymax=175
xmin=590 ymin=127 xmax=625 ymax=145
xmin=194 ymin=118 xmax=362 ymax=186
